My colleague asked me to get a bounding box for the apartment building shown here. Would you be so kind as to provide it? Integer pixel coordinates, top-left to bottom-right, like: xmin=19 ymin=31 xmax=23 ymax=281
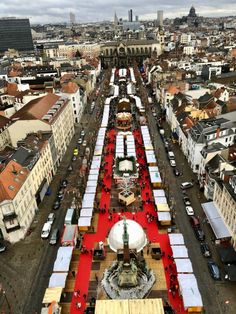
xmin=7 ymin=93 xmax=74 ymax=167
xmin=187 ymin=116 xmax=236 ymax=172
xmin=0 ymin=160 xmax=36 ymax=243
xmin=213 ymin=175 xmax=236 ymax=249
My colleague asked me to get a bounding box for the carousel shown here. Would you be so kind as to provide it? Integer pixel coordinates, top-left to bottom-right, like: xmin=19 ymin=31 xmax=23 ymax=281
xmin=116 ymin=112 xmax=132 ymax=130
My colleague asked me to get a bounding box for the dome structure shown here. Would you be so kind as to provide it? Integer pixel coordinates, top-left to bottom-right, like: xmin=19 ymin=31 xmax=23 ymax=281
xmin=108 ymin=219 xmax=147 ymax=252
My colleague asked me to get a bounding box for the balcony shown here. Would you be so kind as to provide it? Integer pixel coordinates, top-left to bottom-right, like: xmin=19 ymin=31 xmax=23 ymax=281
xmin=2 ymin=212 xmax=18 ymax=222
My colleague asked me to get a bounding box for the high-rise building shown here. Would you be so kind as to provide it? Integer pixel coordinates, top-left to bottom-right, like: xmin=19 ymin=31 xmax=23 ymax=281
xmin=69 ymin=12 xmax=76 ymax=25
xmin=0 ymin=18 xmax=33 ymax=53
xmin=135 ymin=15 xmax=139 ymax=22
xmin=128 ymin=9 xmax=133 ymax=22
xmin=157 ymin=10 xmax=163 ymax=27
xmin=114 ymin=12 xmax=119 ymax=28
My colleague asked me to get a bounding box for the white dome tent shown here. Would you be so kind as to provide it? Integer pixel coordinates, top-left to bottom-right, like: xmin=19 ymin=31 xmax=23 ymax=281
xmin=108 ymin=219 xmax=147 ymax=252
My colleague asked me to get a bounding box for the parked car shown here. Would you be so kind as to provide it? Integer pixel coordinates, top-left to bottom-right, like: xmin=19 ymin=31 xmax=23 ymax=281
xmin=200 ymin=243 xmax=211 ymax=257
xmin=73 ymin=148 xmax=78 ymax=156
xmin=180 ymin=182 xmax=194 ymax=189
xmin=82 ymin=140 xmax=87 ymax=147
xmin=78 ymin=138 xmax=83 ymax=145
xmin=170 ymin=159 xmax=176 ymax=167
xmin=173 ymin=168 xmax=181 ymax=176
xmin=183 ymin=196 xmax=191 ymax=206
xmin=80 ymin=129 xmax=85 ymax=137
xmin=41 ymin=222 xmax=52 ymax=239
xmin=49 ymin=228 xmax=60 ymax=245
xmin=53 ymin=200 xmax=61 ymax=210
xmin=185 ymin=206 xmax=194 ymax=216
xmin=207 ymin=260 xmax=221 ymax=280
xmin=0 ymin=242 xmax=6 ymax=253
xmin=189 ymin=215 xmax=200 ymax=228
xmin=193 ymin=227 xmax=205 ymax=241
xmin=47 ymin=213 xmax=55 ymax=225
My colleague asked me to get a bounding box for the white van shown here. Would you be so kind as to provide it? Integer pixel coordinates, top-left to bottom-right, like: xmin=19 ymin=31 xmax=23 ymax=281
xmin=41 ymin=222 xmax=52 ymax=239
xmin=168 ymin=151 xmax=175 ymax=160
xmin=64 ymin=208 xmax=75 ymax=225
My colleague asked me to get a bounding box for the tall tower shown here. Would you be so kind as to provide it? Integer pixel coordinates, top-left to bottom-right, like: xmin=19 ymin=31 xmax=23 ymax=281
xmin=157 ymin=10 xmax=163 ymax=27
xmin=114 ymin=11 xmax=118 ymax=28
xmin=69 ymin=12 xmax=76 ymax=25
xmin=128 ymin=9 xmax=133 ymax=22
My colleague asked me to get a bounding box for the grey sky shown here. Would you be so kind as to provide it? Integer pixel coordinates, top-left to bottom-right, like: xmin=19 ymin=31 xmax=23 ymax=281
xmin=0 ymin=0 xmax=236 ymax=24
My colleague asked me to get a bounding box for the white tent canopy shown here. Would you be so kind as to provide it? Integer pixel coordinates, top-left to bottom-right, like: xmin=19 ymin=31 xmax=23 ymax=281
xmin=153 ymin=189 xmax=165 ymax=197
xmin=80 ymin=208 xmax=93 ymax=217
xmin=169 ymin=233 xmax=185 ymax=246
xmin=201 ymin=202 xmax=231 ymax=239
xmin=48 ymin=272 xmax=68 ymax=288
xmin=178 ymin=274 xmax=203 ymax=309
xmin=158 ymin=212 xmax=171 ymax=221
xmin=171 ymin=245 xmax=188 ymax=258
xmin=78 ymin=216 xmax=92 ymax=227
xmin=175 ymin=258 xmax=193 ymax=273
xmin=53 ymin=247 xmax=73 ymax=272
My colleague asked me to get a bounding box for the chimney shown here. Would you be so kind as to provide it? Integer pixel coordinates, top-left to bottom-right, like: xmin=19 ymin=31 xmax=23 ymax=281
xmin=12 ymin=164 xmax=17 ymax=175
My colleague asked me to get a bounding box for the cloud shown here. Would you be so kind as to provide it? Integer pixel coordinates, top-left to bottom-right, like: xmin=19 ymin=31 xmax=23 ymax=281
xmin=0 ymin=0 xmax=236 ymax=24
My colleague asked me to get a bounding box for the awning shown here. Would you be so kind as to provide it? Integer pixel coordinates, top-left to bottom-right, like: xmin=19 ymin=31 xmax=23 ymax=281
xmin=43 ymin=287 xmax=63 ymax=304
xmin=175 ymin=258 xmax=193 ymax=273
xmin=201 ymin=202 xmax=231 ymax=239
xmin=171 ymin=245 xmax=188 ymax=258
xmin=48 ymin=273 xmax=68 ymax=288
xmin=169 ymin=233 xmax=185 ymax=246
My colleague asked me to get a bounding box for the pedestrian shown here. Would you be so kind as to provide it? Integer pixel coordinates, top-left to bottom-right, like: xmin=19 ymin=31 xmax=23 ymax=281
xmin=95 ymin=273 xmax=99 ymax=283
xmin=83 ymin=293 xmax=87 ymax=300
xmin=76 ymin=301 xmax=81 ymax=309
xmin=74 ymin=291 xmax=78 ymax=297
xmin=77 ymin=289 xmax=80 ymax=297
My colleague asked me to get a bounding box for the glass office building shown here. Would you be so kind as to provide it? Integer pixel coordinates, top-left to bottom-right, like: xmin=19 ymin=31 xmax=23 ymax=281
xmin=0 ymin=18 xmax=34 ymax=53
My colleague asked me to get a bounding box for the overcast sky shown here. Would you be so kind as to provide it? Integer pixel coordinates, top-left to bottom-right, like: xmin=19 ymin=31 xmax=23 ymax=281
xmin=0 ymin=0 xmax=236 ymax=24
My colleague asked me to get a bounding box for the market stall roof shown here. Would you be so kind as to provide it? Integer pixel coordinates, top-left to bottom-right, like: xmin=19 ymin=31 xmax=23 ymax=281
xmin=157 ymin=212 xmax=171 ymax=221
xmin=178 ymin=274 xmax=203 ymax=309
xmin=48 ymin=273 xmax=68 ymax=288
xmin=95 ymin=298 xmax=164 ymax=314
xmin=119 ymin=160 xmax=133 ymax=171
xmin=153 ymin=189 xmax=165 ymax=197
xmin=171 ymin=245 xmax=188 ymax=258
xmin=43 ymin=287 xmax=63 ymax=304
xmin=53 ymin=247 xmax=73 ymax=272
xmin=85 ymin=186 xmax=97 ymax=194
xmin=80 ymin=208 xmax=93 ymax=217
xmin=154 ymin=196 xmax=167 ymax=205
xmin=201 ymin=202 xmax=231 ymax=239
xmin=169 ymin=233 xmax=185 ymax=246
xmin=156 ymin=203 xmax=170 ymax=212
xmin=88 ymin=174 xmax=99 ymax=181
xmin=87 ymin=180 xmax=97 ymax=187
xmin=175 ymin=258 xmax=193 ymax=273
xmin=148 ymin=166 xmax=159 ymax=172
xmin=78 ymin=216 xmax=92 ymax=227
xmin=82 ymin=197 xmax=95 ymax=208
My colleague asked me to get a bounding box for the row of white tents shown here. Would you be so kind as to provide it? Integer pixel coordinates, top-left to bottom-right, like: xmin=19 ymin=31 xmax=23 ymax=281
xmin=169 ymin=233 xmax=203 ymax=311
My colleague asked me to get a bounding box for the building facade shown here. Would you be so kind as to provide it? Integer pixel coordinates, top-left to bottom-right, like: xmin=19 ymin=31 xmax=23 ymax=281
xmin=0 ymin=18 xmax=33 ymax=53
xmin=101 ymin=40 xmax=162 ymax=68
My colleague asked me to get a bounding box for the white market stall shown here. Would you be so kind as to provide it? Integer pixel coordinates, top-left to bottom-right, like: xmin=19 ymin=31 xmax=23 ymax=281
xmin=178 ymin=274 xmax=203 ymax=313
xmin=171 ymin=245 xmax=188 ymax=258
xmin=175 ymin=258 xmax=193 ymax=273
xmin=78 ymin=216 xmax=92 ymax=232
xmin=48 ymin=272 xmax=68 ymax=288
xmin=169 ymin=233 xmax=185 ymax=246
xmin=53 ymin=247 xmax=73 ymax=273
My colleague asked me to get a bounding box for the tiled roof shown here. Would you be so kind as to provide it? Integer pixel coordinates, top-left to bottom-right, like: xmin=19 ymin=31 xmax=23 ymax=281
xmin=61 ymin=82 xmax=79 ymax=94
xmin=0 ymin=160 xmax=29 ymax=201
xmin=11 ymin=93 xmax=60 ymax=121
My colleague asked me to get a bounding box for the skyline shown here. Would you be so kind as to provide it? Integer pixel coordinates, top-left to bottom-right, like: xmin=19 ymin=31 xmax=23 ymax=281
xmin=0 ymin=1 xmax=236 ymax=24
